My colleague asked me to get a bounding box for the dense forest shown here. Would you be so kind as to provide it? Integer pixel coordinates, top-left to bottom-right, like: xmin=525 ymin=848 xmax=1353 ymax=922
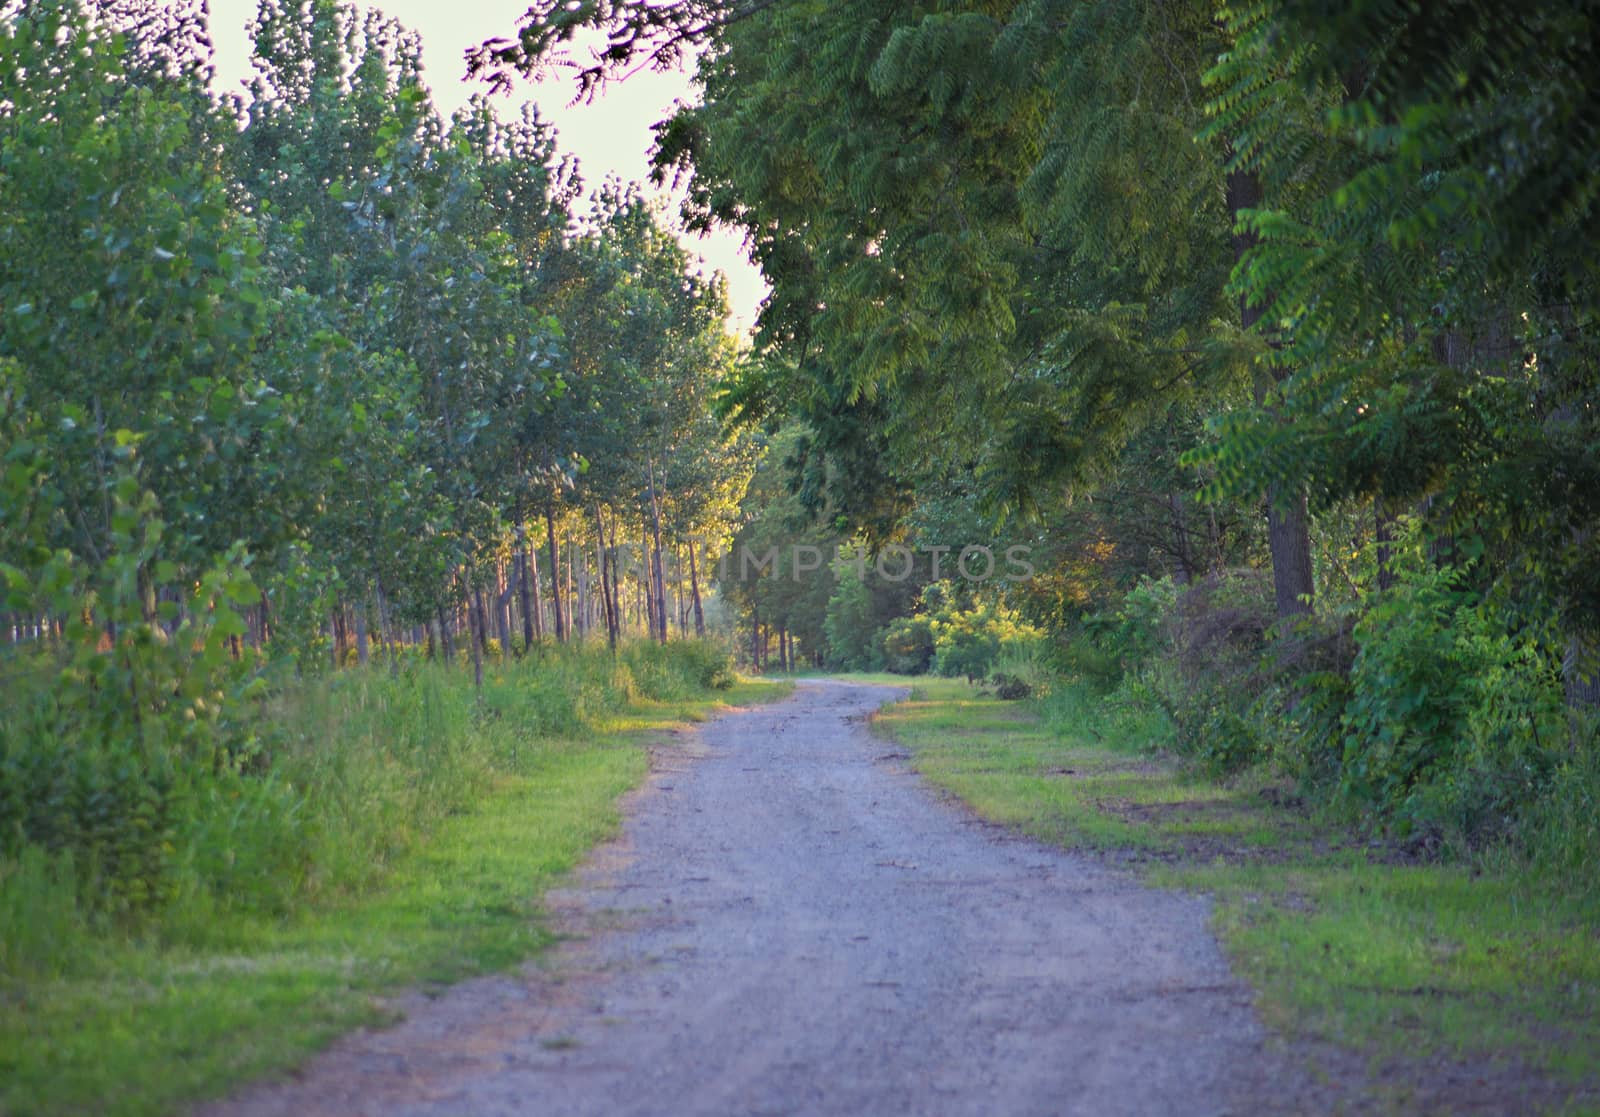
xmin=475 ymin=0 xmax=1600 ymax=878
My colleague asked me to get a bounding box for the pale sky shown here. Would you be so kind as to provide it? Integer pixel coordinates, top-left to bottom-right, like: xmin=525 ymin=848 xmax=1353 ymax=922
xmin=207 ymin=0 xmax=766 ymax=333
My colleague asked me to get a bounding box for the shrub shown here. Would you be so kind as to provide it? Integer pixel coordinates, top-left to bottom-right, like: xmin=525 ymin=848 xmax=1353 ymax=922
xmin=990 ymin=674 xmax=1033 ymax=700
xmin=930 ymin=601 xmax=1042 ymax=683
xmin=671 ymin=638 xmax=737 ymax=691
xmin=880 ymin=615 xmax=935 ymax=674
xmin=0 ymin=474 xmax=264 ymax=920
xmin=989 ymin=633 xmax=1054 ymax=699
xmin=1520 ymin=716 xmax=1600 ymax=884
xmin=1036 ymin=525 xmax=1595 ymax=881
xmin=622 ymin=639 xmax=733 ymax=700
xmin=0 ymin=636 xmax=741 ymax=977
xmin=1102 ymin=576 xmax=1183 ymax=673
xmin=1334 ymin=561 xmax=1569 ymax=847
xmin=1103 ymin=572 xmax=1276 ymax=774
xmin=1055 ymin=630 xmax=1122 ymax=691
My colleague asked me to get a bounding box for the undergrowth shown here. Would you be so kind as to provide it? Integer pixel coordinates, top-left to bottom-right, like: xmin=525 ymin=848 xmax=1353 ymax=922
xmin=874 ymin=678 xmax=1600 ymax=1113
xmin=0 ymin=640 xmax=781 ymax=1117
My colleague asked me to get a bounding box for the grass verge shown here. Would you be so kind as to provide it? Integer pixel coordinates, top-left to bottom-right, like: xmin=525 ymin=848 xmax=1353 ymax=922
xmin=0 ymin=655 xmax=789 ymax=1117
xmin=869 ymin=675 xmax=1600 ymax=1115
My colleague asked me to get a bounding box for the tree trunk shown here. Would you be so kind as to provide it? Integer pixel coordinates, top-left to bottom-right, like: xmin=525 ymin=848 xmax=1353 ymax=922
xmin=644 ymin=536 xmax=658 ymax=642
xmin=567 ymin=540 xmax=580 ymax=639
xmin=673 ymin=542 xmax=687 ymax=637
xmin=646 ymin=460 xmax=669 ymax=644
xmin=1374 ymin=495 xmax=1396 ymax=591
xmin=594 ymin=504 xmax=619 ymax=651
xmin=375 ymin=579 xmax=398 ymax=676
xmin=1228 ymin=167 xmax=1315 ymax=619
xmin=332 ymin=604 xmax=346 ymax=670
xmin=654 ymin=550 xmax=668 ymax=643
xmin=473 ymin=584 xmax=490 ymax=655
xmin=1265 ymin=496 xmax=1315 ymax=618
xmin=687 ymin=540 xmax=706 ymax=638
xmin=495 ymin=562 xmax=510 ymax=651
xmin=575 ymin=540 xmax=587 ymax=638
xmin=517 ymin=523 xmax=535 ymax=651
xmin=436 ymin=603 xmax=454 ymax=664
xmin=467 ymin=587 xmax=484 ymax=691
xmin=1168 ymin=491 xmax=1194 ymax=585
xmin=606 ymin=514 xmax=623 ymax=636
xmin=545 ymin=506 xmax=567 ymax=642
xmin=1566 ymin=637 xmax=1600 ymax=707
xmin=528 ymin=535 xmax=545 ymax=640
xmin=355 ymin=600 xmax=370 ymax=667
xmin=582 ymin=549 xmax=589 ymax=635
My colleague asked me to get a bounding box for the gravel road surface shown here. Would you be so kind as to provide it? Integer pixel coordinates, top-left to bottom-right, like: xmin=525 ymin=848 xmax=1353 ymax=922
xmin=204 ymin=679 xmax=1317 ymax=1117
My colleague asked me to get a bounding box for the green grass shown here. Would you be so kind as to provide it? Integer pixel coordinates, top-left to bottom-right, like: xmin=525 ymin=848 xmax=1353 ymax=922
xmin=870 ymin=676 xmax=1600 ymax=1112
xmin=0 ymin=650 xmax=790 ymax=1117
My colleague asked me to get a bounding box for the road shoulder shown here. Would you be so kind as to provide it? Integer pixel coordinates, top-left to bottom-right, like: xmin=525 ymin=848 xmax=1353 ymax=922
xmin=867 ymin=675 xmax=1600 ymax=1117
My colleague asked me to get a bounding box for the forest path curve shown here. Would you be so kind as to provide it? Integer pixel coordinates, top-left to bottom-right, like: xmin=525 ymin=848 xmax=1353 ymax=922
xmin=202 ymin=679 xmax=1319 ymax=1117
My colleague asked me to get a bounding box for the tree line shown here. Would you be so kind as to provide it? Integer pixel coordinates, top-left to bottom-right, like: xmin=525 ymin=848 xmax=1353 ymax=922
xmin=1 ymin=0 xmax=756 ymax=695
xmin=490 ymin=0 xmax=1600 ymax=867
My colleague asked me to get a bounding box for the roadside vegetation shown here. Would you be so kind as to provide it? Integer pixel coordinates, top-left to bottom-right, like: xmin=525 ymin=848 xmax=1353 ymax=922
xmin=873 ymin=677 xmax=1600 ymax=1113
xmin=2 ymin=641 xmax=787 ymax=1117
xmin=6 ymin=0 xmax=1599 ymax=1111
xmin=1 ymin=4 xmax=784 ymax=1112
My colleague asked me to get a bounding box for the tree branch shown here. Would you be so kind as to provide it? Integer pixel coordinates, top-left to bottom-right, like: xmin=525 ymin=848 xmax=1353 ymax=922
xmin=468 ymin=0 xmax=789 ymax=100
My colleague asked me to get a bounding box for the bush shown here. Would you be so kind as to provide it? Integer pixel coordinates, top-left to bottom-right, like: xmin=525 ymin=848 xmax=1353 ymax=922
xmin=1097 ymin=572 xmax=1276 ymax=774
xmin=1035 ymin=528 xmax=1596 ymax=883
xmin=0 ymin=721 xmax=184 ymax=914
xmin=1520 ymin=717 xmax=1600 ymax=884
xmin=990 ymin=674 xmax=1033 ymax=700
xmin=1333 ymin=562 xmax=1568 ymax=848
xmin=880 ymin=615 xmax=935 ymax=674
xmin=989 ymin=633 xmax=1054 ymax=699
xmin=672 ymin=638 xmax=738 ymax=691
xmin=1055 ymin=630 xmax=1123 ymax=691
xmin=0 ymin=847 xmax=90 ymax=978
xmin=622 ymin=639 xmax=735 ymax=699
xmin=931 ymin=601 xmax=1041 ymax=683
xmin=1100 ymin=576 xmax=1183 ymax=673
xmin=0 ymin=638 xmax=740 ymax=978
xmin=0 ymin=475 xmax=265 ymax=920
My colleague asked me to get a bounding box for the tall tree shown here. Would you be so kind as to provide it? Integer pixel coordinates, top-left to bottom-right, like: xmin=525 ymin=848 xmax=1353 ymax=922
xmin=484 ymin=0 xmax=1309 ymax=616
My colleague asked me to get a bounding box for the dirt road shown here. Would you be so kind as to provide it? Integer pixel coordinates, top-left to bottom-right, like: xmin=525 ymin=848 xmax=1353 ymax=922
xmin=206 ymin=679 xmax=1317 ymax=1117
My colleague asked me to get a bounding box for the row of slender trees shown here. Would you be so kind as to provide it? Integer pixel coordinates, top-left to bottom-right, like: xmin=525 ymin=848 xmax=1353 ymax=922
xmin=0 ymin=0 xmax=757 ymax=691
